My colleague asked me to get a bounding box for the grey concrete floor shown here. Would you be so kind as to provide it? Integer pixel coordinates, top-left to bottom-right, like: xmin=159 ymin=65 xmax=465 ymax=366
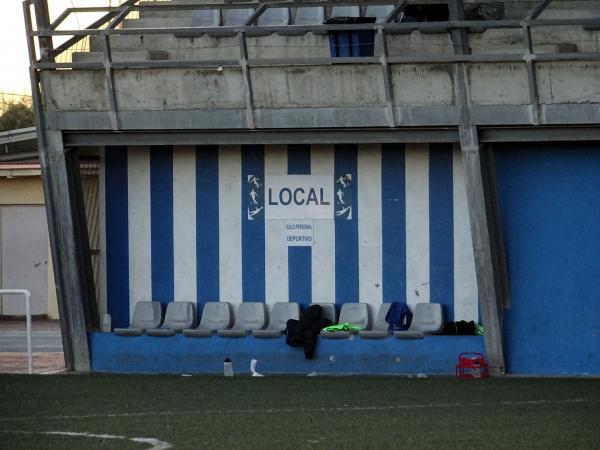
xmin=0 ymin=320 xmax=63 ymax=352
xmin=0 ymin=320 xmax=65 ymax=373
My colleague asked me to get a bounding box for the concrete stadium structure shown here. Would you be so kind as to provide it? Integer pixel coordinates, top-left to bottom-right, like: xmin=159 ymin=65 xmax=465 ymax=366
xmin=25 ymin=0 xmax=600 ymax=375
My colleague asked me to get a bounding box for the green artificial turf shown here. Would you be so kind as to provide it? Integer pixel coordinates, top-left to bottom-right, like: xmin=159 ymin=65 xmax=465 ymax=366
xmin=0 ymin=375 xmax=599 ymax=449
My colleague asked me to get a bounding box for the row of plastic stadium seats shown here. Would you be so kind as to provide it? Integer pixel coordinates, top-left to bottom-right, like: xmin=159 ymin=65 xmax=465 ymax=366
xmin=113 ymin=301 xmax=444 ymax=340
xmin=172 ymin=5 xmax=398 ymax=37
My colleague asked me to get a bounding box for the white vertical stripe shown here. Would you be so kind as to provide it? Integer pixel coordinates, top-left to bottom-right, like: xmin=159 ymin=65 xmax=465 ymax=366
xmin=452 ymin=145 xmax=479 ymax=321
xmin=98 ymin=147 xmax=107 ymax=317
xmin=127 ymin=146 xmax=152 ymax=317
xmin=264 ymin=145 xmax=289 ymax=308
xmin=358 ymin=144 xmax=383 ymax=306
xmin=311 ymin=144 xmax=335 ymax=304
xmin=405 ymin=144 xmax=430 ymax=308
xmin=173 ymin=146 xmax=197 ymax=302
xmin=218 ymin=145 xmax=243 ymax=306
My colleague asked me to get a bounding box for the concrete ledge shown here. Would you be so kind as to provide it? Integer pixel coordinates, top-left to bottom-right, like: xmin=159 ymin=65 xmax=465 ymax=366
xmin=89 ymin=332 xmax=484 ymax=375
xmin=255 ymin=107 xmax=389 ymax=128
xmin=45 ymin=103 xmax=600 ymax=131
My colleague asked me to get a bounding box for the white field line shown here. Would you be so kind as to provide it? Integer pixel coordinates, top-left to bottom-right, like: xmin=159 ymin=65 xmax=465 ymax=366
xmin=0 ymin=398 xmax=596 ymax=423
xmin=39 ymin=368 xmax=67 ymax=375
xmin=0 ymin=430 xmax=171 ymax=450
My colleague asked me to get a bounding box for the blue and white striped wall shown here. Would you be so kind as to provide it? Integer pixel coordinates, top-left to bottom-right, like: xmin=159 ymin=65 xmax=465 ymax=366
xmin=100 ymin=144 xmax=478 ymax=328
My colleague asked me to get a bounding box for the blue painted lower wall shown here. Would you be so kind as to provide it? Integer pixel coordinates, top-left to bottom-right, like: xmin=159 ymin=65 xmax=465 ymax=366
xmin=495 ymin=143 xmax=600 ymax=375
xmin=90 ymin=332 xmax=484 ymax=375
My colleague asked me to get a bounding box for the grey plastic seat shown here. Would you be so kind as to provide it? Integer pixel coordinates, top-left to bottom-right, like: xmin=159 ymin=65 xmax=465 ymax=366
xmin=253 ymin=302 xmax=300 ymax=338
xmin=247 ymin=8 xmax=290 ymax=37
xmin=114 ymin=301 xmax=162 ymax=336
xmin=224 ymin=8 xmax=254 ymax=26
xmin=394 ymin=303 xmax=444 ymax=339
xmin=365 ymin=5 xmax=395 ymax=23
xmin=330 ymin=6 xmax=361 ymax=18
xmin=146 ymin=301 xmax=196 ymax=337
xmin=321 ymin=303 xmax=370 ymax=339
xmin=173 ymin=9 xmax=221 ymax=38
xmin=280 ymin=7 xmax=325 ymax=36
xmin=314 ymin=302 xmax=337 ymax=324
xmin=191 ymin=9 xmax=221 ymax=28
xmin=359 ymin=303 xmax=392 ymax=339
xmin=207 ymin=7 xmax=253 ymax=37
xmin=183 ymin=301 xmax=232 ymax=337
xmin=218 ymin=302 xmax=266 ymax=337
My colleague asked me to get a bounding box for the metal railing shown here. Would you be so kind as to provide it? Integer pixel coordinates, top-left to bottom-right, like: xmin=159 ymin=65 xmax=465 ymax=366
xmin=0 ymin=289 xmax=33 ymax=374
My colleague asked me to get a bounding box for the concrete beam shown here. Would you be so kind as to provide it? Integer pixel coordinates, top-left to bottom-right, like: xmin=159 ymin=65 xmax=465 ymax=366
xmin=459 ymin=125 xmax=506 ymax=376
xmin=45 ymin=130 xmax=94 ymax=372
xmin=450 ymin=2 xmax=507 ymax=376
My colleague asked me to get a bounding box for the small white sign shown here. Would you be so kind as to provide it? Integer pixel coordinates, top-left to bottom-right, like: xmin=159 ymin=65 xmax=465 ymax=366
xmin=265 ymin=175 xmax=334 ymax=220
xmin=285 ymin=221 xmax=314 ymax=247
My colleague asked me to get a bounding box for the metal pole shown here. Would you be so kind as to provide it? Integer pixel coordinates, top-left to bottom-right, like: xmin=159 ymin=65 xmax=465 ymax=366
xmin=0 ymin=289 xmax=33 ymax=374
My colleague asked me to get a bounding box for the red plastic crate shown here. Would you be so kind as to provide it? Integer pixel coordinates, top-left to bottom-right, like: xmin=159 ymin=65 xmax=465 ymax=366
xmin=455 ymin=352 xmax=489 ymax=379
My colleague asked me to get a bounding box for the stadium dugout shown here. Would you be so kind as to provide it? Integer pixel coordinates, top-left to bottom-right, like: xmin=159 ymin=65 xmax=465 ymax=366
xmin=24 ymin=0 xmax=600 ymax=376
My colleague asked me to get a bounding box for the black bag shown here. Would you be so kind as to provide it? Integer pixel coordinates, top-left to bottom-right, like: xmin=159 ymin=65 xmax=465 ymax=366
xmin=286 ymin=305 xmax=332 ymax=359
xmin=444 ymin=320 xmax=477 ymax=335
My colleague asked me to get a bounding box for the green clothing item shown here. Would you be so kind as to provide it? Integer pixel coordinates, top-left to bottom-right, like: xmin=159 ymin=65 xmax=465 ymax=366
xmin=475 ymin=324 xmax=484 ymax=336
xmin=322 ymin=323 xmax=362 ymax=332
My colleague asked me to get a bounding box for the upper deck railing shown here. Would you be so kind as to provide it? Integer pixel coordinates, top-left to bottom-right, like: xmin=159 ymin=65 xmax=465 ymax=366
xmin=24 ymin=0 xmax=600 ymax=133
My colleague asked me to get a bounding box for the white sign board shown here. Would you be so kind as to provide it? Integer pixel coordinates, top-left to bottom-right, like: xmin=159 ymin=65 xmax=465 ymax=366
xmin=265 ymin=175 xmax=333 ymax=220
xmin=285 ymin=221 xmax=314 ymax=246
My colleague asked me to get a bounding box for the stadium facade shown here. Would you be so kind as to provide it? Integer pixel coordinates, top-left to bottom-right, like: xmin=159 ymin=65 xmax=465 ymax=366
xmin=26 ymin=0 xmax=600 ymax=375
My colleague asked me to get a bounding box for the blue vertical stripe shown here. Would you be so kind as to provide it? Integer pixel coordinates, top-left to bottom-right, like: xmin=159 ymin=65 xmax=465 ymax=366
xmin=150 ymin=146 xmax=174 ymax=303
xmin=334 ymin=144 xmax=359 ymax=304
xmin=196 ymin=145 xmax=220 ymax=319
xmin=381 ymin=143 xmax=406 ymax=302
xmin=287 ymin=144 xmax=311 ymax=174
xmin=242 ymin=145 xmax=265 ymax=302
xmin=288 ymin=247 xmax=312 ymax=307
xmin=287 ymin=144 xmax=312 ymax=306
xmin=429 ymin=144 xmax=454 ymax=321
xmin=105 ymin=147 xmax=130 ymax=328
